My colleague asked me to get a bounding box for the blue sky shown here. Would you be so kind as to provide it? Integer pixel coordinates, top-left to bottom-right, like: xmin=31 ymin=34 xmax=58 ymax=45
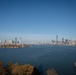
xmin=0 ymin=0 xmax=76 ymax=41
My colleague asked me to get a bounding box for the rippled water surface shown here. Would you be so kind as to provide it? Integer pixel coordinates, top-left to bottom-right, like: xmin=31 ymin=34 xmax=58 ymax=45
xmin=0 ymin=45 xmax=76 ymax=75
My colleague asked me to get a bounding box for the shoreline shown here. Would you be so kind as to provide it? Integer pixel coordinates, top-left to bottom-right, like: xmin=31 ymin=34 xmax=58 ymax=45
xmin=0 ymin=44 xmax=30 ymax=48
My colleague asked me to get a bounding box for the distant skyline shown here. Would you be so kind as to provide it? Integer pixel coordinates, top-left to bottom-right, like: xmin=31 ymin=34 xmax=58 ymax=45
xmin=0 ymin=0 xmax=76 ymax=41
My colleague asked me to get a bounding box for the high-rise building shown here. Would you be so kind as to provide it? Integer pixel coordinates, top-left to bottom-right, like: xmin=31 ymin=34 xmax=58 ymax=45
xmin=20 ymin=38 xmax=22 ymax=44
xmin=62 ymin=37 xmax=64 ymax=43
xmin=65 ymin=39 xmax=69 ymax=45
xmin=4 ymin=40 xmax=7 ymax=45
xmin=75 ymin=41 xmax=76 ymax=46
xmin=15 ymin=37 xmax=17 ymax=44
xmin=56 ymin=35 xmax=58 ymax=44
xmin=0 ymin=40 xmax=1 ymax=45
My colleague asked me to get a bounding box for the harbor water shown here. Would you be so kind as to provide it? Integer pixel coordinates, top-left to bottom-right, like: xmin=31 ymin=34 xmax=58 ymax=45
xmin=0 ymin=45 xmax=76 ymax=75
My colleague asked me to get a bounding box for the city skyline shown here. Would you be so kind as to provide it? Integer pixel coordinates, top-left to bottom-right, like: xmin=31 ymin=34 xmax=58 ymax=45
xmin=0 ymin=0 xmax=76 ymax=41
xmin=0 ymin=35 xmax=76 ymax=45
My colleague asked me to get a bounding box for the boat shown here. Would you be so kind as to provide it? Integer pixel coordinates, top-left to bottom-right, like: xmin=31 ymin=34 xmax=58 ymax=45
xmin=74 ymin=62 xmax=76 ymax=67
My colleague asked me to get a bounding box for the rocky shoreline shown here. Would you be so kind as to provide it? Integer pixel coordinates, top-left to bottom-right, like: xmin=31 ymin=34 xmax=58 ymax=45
xmin=0 ymin=44 xmax=30 ymax=48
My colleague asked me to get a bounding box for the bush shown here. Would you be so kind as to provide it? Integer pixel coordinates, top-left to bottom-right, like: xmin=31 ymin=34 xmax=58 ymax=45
xmin=0 ymin=61 xmax=40 ymax=75
xmin=46 ymin=68 xmax=58 ymax=75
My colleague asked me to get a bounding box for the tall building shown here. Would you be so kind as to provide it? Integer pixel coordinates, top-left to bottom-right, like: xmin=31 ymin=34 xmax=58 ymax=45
xmin=65 ymin=39 xmax=69 ymax=45
xmin=75 ymin=41 xmax=76 ymax=46
xmin=4 ymin=40 xmax=7 ymax=45
xmin=20 ymin=38 xmax=22 ymax=44
xmin=0 ymin=40 xmax=1 ymax=45
xmin=56 ymin=35 xmax=58 ymax=44
xmin=62 ymin=37 xmax=64 ymax=43
xmin=15 ymin=37 xmax=17 ymax=44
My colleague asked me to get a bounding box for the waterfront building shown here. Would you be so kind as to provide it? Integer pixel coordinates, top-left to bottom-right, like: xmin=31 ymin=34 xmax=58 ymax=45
xmin=0 ymin=40 xmax=1 ymax=44
xmin=65 ymin=39 xmax=69 ymax=45
xmin=62 ymin=37 xmax=64 ymax=43
xmin=56 ymin=35 xmax=58 ymax=45
xmin=75 ymin=41 xmax=76 ymax=46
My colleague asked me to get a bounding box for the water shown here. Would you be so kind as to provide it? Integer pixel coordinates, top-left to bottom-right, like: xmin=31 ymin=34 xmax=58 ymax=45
xmin=0 ymin=45 xmax=76 ymax=75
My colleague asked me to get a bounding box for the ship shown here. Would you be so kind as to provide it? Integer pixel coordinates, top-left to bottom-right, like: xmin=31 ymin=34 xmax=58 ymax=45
xmin=74 ymin=62 xmax=76 ymax=67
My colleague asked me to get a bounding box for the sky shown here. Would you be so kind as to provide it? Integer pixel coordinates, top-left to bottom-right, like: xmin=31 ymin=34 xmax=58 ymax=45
xmin=0 ymin=0 xmax=76 ymax=42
